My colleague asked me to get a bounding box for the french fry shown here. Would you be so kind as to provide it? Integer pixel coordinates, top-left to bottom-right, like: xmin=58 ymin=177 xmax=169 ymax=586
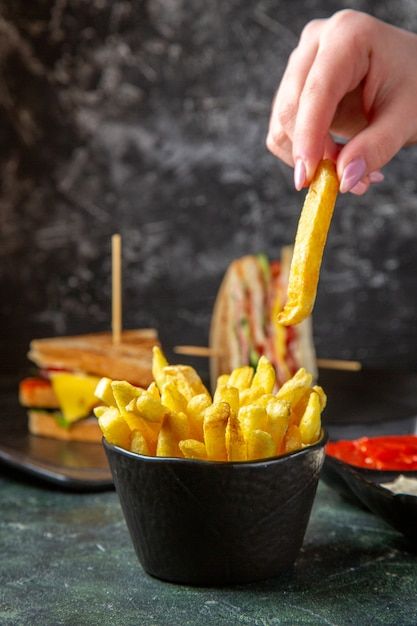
xmin=228 ymin=366 xmax=254 ymax=391
xmin=134 ymin=393 xmax=167 ymax=423
xmin=255 ymin=393 xmax=276 ymax=408
xmin=111 ymin=380 xmax=143 ymax=416
xmin=299 ymin=391 xmax=322 ymax=445
xmin=97 ymin=407 xmax=131 ymax=449
xmin=313 ymin=385 xmax=327 ymax=410
xmin=156 ymin=417 xmax=179 ymax=457
xmin=95 ymin=377 xmax=116 ymax=406
xmin=239 ymin=386 xmax=266 ymax=407
xmin=187 ymin=393 xmax=211 ymax=441
xmin=238 ymin=405 xmax=268 ymax=438
xmin=93 ymin=405 xmax=109 ymax=418
xmin=152 ymin=345 xmax=169 ymax=389
xmin=276 ymin=368 xmax=313 ymax=406
xmin=278 ymin=160 xmax=339 ymax=326
xmin=252 ymin=355 xmax=276 ymax=394
xmin=130 ymin=430 xmax=150 ymax=455
xmin=247 ymin=430 xmax=276 ymax=460
xmin=120 ymin=408 xmax=159 ymax=452
xmin=213 ymin=385 xmax=239 ymax=417
xmin=146 ymin=381 xmax=161 ymax=401
xmin=284 ymin=424 xmax=302 ymax=454
xmin=179 ymin=439 xmax=207 ymax=460
xmin=215 ymin=374 xmax=230 ymax=393
xmin=161 ymin=381 xmax=188 ymax=415
xmin=225 ymin=411 xmax=247 ymax=461
xmin=265 ymin=399 xmax=291 ymax=449
xmin=163 ymin=366 xmax=209 ymax=401
xmin=203 ymin=402 xmax=229 ymax=461
xmin=169 ymin=411 xmax=190 ymax=441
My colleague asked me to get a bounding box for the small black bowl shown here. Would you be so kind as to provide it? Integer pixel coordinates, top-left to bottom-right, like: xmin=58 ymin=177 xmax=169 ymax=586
xmin=322 ymin=455 xmax=417 ymax=545
xmin=103 ymin=434 xmax=327 ymax=586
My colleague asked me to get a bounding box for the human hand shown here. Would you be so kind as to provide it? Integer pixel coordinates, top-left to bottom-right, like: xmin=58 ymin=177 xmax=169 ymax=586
xmin=266 ymin=10 xmax=417 ymax=194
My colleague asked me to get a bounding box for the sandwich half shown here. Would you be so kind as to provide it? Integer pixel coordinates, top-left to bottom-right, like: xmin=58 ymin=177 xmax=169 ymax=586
xmin=19 ymin=328 xmax=158 ymax=442
xmin=209 ymin=249 xmax=316 ymax=387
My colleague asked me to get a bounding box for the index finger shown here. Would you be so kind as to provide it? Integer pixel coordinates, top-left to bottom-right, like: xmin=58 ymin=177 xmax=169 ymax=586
xmin=292 ymin=33 xmax=370 ymax=182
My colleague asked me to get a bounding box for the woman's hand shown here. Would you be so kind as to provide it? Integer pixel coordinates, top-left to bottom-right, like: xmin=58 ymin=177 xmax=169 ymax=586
xmin=266 ymin=10 xmax=417 ymax=194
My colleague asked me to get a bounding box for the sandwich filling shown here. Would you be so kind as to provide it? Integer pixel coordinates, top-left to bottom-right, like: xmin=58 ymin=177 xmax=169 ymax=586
xmin=227 ymin=254 xmax=307 ymax=386
xmin=20 ymin=371 xmax=100 ymax=428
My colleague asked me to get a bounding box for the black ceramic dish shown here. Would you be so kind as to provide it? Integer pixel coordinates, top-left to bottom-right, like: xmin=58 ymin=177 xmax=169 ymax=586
xmin=104 ymin=434 xmax=327 ymax=586
xmin=322 ymin=455 xmax=417 ymax=545
xmin=0 ymin=385 xmax=113 ymax=491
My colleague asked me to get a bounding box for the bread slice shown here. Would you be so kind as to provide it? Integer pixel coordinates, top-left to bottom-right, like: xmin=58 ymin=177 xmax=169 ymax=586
xmin=28 ymin=411 xmax=102 ymax=443
xmin=28 ymin=329 xmax=158 ymax=387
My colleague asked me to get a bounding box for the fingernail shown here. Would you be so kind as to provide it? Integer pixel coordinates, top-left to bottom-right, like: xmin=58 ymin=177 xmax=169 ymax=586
xmin=350 ymin=180 xmax=368 ymax=195
xmin=294 ymin=158 xmax=306 ymax=191
xmin=369 ymin=171 xmax=384 ymax=184
xmin=340 ymin=157 xmax=367 ymax=193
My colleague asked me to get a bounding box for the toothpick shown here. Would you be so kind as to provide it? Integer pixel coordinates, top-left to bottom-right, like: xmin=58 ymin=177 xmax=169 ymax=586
xmin=112 ymin=234 xmax=122 ymax=346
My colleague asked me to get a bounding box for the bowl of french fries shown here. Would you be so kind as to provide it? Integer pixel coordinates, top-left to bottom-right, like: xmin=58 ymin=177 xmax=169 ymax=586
xmin=96 ymin=347 xmax=327 ymax=585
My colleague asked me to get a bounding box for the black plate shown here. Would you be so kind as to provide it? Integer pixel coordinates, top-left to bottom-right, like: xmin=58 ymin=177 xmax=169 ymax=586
xmin=322 ymin=455 xmax=417 ymax=545
xmin=0 ymin=384 xmax=113 ymax=491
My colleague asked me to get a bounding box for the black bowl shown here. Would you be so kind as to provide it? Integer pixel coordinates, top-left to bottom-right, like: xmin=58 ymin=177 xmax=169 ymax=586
xmin=322 ymin=455 xmax=417 ymax=545
xmin=103 ymin=434 xmax=327 ymax=586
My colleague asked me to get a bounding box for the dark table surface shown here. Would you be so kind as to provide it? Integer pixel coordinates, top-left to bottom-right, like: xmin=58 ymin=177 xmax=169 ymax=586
xmin=1 ymin=466 xmax=417 ymax=626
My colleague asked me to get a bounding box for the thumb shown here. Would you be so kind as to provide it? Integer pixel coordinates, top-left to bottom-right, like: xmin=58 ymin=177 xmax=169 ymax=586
xmin=337 ymin=102 xmax=407 ymax=193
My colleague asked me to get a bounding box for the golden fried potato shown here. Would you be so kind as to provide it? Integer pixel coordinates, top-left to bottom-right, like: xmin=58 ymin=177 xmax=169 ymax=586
xmin=179 ymin=439 xmax=207 ymax=460
xmin=203 ymin=402 xmax=229 ymax=461
xmin=97 ymin=407 xmax=131 ymax=449
xmin=161 ymin=381 xmax=188 ymax=415
xmin=134 ymin=393 xmax=167 ymax=423
xmin=163 ymin=365 xmax=209 ymax=401
xmin=278 ymin=160 xmax=339 ymax=326
xmin=131 ymin=430 xmax=150 ymax=455
xmin=152 ymin=345 xmax=169 ymax=389
xmin=276 ymin=368 xmax=313 ymax=406
xmin=284 ymin=424 xmax=302 ymax=454
xmin=252 ymin=356 xmax=276 ymax=394
xmin=225 ymin=411 xmax=247 ymax=461
xmin=265 ymin=399 xmax=291 ymax=449
xmin=228 ymin=366 xmax=254 ymax=391
xmin=238 ymin=405 xmax=268 ymax=438
xmin=111 ymin=380 xmax=143 ymax=416
xmin=156 ymin=419 xmax=179 ymax=457
xmin=247 ymin=430 xmax=276 ymax=460
xmin=187 ymin=393 xmax=211 ymax=441
xmin=299 ymin=391 xmax=322 ymax=445
xmin=213 ymin=385 xmax=239 ymax=417
xmin=239 ymin=386 xmax=266 ymax=407
xmin=95 ymin=377 xmax=116 ymax=406
xmin=146 ymin=381 xmax=161 ymax=401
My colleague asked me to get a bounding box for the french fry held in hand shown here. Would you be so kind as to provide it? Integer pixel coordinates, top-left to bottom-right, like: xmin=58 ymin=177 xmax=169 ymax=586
xmin=279 ymin=159 xmax=339 ymax=326
xmin=95 ymin=346 xmax=325 ymax=461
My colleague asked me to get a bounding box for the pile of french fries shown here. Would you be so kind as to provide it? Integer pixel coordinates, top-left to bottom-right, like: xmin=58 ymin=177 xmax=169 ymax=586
xmin=95 ymin=347 xmax=325 ymax=461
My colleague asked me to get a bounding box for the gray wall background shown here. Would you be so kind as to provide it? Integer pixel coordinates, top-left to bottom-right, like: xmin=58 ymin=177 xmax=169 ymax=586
xmin=1 ymin=0 xmax=417 ymax=380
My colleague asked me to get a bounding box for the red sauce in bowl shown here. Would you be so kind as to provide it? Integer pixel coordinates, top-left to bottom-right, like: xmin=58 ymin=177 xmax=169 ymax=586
xmin=326 ymin=435 xmax=417 ymax=471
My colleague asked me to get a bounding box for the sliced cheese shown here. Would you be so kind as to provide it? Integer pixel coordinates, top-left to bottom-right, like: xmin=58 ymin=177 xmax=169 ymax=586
xmin=50 ymin=373 xmax=101 ymax=423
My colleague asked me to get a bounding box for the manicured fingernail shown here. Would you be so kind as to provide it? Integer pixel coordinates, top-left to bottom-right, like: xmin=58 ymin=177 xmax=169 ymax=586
xmin=294 ymin=158 xmax=306 ymax=191
xmin=350 ymin=180 xmax=368 ymax=195
xmin=369 ymin=171 xmax=384 ymax=183
xmin=340 ymin=157 xmax=367 ymax=193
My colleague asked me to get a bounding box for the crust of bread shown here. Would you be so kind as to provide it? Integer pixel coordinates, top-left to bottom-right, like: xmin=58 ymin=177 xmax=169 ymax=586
xmin=28 ymin=329 xmax=158 ymax=387
xmin=28 ymin=411 xmax=102 ymax=443
xmin=209 ymin=259 xmax=245 ymax=387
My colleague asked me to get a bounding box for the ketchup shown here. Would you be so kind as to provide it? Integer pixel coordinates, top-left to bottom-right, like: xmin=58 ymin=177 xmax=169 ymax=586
xmin=326 ymin=435 xmax=417 ymax=471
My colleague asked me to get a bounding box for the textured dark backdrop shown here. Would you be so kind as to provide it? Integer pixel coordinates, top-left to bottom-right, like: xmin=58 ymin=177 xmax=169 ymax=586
xmin=1 ymin=0 xmax=417 ymax=380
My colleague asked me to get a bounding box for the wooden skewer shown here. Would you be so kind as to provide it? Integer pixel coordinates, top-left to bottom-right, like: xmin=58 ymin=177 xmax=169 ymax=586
xmin=112 ymin=234 xmax=122 ymax=346
xmin=173 ymin=345 xmax=362 ymax=371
